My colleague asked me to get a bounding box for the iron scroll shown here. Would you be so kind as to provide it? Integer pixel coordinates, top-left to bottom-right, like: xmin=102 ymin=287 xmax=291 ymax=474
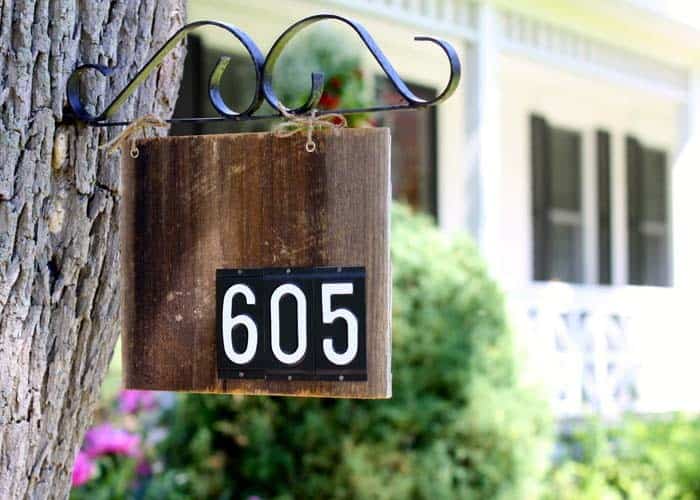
xmin=65 ymin=13 xmax=462 ymax=127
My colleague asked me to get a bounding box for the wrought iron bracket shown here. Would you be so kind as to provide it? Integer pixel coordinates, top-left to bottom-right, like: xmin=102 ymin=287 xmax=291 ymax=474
xmin=64 ymin=13 xmax=461 ymax=127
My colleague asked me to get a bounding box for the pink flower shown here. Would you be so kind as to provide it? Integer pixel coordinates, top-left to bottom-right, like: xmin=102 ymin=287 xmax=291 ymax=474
xmin=72 ymin=451 xmax=95 ymax=487
xmin=118 ymin=390 xmax=157 ymax=414
xmin=136 ymin=458 xmax=152 ymax=476
xmin=84 ymin=424 xmax=141 ymax=458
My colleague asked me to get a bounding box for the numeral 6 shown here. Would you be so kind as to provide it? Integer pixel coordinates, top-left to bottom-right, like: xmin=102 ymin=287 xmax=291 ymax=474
xmin=221 ymin=284 xmax=258 ymax=365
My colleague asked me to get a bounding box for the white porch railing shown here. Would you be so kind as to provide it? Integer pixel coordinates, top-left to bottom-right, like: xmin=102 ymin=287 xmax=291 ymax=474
xmin=509 ymin=283 xmax=700 ymax=419
xmin=320 ymin=0 xmax=687 ymax=98
xmin=321 ymin=0 xmax=479 ymax=39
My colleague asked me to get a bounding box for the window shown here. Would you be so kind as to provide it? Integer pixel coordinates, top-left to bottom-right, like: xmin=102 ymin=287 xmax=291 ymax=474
xmin=172 ymin=39 xmax=439 ymax=219
xmin=626 ymin=137 xmax=670 ymax=286
xmin=531 ymin=115 xmax=584 ymax=283
xmin=597 ymin=131 xmax=612 ymax=285
xmin=530 ymin=114 xmax=671 ymax=286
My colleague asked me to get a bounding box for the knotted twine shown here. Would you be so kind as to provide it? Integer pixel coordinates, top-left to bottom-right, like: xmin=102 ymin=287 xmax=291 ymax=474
xmin=272 ymin=109 xmax=347 ymax=152
xmin=99 ymin=114 xmax=169 ymax=157
xmin=99 ymin=110 xmax=347 ymax=156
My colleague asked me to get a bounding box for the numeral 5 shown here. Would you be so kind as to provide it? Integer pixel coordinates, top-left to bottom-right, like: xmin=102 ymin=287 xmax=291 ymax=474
xmin=321 ymin=283 xmax=358 ymax=366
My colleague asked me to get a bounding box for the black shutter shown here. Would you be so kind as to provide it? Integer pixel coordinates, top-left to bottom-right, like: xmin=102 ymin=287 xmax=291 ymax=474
xmin=376 ymin=77 xmax=438 ymax=218
xmin=626 ymin=136 xmax=644 ymax=284
xmin=641 ymin=148 xmax=669 ymax=286
xmin=597 ymin=130 xmax=612 ymax=284
xmin=170 ymin=35 xmax=204 ymax=136
xmin=531 ymin=114 xmax=550 ymax=281
xmin=651 ymin=150 xmax=669 ymax=286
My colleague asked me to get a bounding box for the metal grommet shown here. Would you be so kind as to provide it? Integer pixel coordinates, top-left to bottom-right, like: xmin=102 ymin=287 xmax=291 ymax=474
xmin=305 ymin=141 xmax=316 ymax=153
xmin=129 ymin=145 xmax=139 ymax=158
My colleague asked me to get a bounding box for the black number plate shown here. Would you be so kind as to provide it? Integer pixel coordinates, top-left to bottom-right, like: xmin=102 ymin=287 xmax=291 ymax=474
xmin=216 ymin=267 xmax=366 ymax=381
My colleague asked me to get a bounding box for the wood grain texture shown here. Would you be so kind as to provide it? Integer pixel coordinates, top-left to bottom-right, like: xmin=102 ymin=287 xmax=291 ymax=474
xmin=121 ymin=128 xmax=391 ymax=398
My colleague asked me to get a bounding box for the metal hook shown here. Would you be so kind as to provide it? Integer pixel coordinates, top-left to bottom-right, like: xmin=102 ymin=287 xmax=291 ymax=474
xmin=66 ymin=20 xmax=265 ymax=124
xmin=64 ymin=14 xmax=461 ymax=127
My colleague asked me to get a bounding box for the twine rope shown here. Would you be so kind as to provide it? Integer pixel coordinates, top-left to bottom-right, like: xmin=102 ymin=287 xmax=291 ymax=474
xmin=98 ymin=110 xmax=346 ymax=157
xmin=99 ymin=114 xmax=169 ymax=158
xmin=272 ymin=109 xmax=347 ymax=153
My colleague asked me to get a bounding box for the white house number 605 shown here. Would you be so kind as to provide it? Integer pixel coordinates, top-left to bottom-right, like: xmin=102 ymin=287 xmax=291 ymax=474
xmin=222 ymin=283 xmax=359 ymax=366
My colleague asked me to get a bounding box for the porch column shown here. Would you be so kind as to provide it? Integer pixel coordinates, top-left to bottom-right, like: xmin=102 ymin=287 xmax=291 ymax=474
xmin=672 ymin=68 xmax=700 ymax=289
xmin=466 ymin=3 xmax=503 ymax=279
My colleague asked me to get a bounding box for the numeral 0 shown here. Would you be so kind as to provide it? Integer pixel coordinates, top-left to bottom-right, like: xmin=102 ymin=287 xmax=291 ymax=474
xmin=222 ymin=282 xmax=359 ymax=366
xmin=270 ymin=284 xmax=307 ymax=365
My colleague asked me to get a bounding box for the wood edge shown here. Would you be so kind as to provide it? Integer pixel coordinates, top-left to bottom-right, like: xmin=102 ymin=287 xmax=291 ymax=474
xmin=123 ymin=384 xmax=391 ymax=399
xmin=134 ymin=126 xmax=391 ymax=145
xmin=120 ymin=153 xmax=135 ymax=390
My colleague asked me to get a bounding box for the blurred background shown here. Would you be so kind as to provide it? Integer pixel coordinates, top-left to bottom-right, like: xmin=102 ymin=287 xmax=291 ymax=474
xmin=72 ymin=1 xmax=700 ymax=498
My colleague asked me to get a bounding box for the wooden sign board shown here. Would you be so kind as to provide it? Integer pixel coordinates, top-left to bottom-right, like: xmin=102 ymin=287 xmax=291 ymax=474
xmin=120 ymin=128 xmax=391 ymax=398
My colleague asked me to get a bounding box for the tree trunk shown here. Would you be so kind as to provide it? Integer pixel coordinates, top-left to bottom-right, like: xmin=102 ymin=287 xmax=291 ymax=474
xmin=0 ymin=1 xmax=185 ymax=497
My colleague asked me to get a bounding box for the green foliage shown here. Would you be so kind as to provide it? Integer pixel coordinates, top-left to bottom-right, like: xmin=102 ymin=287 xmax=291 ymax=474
xmin=271 ymin=24 xmax=371 ymax=127
xmin=543 ymin=415 xmax=700 ymax=500
xmin=71 ymin=456 xmax=138 ymax=500
xmin=152 ymin=204 xmax=551 ymax=499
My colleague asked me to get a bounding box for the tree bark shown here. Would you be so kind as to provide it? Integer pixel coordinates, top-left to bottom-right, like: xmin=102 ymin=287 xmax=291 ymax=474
xmin=0 ymin=1 xmax=185 ymax=497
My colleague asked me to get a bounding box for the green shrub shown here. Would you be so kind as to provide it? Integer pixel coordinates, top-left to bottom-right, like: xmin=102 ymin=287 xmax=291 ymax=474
xmin=153 ymin=204 xmax=551 ymax=499
xmin=543 ymin=415 xmax=700 ymax=500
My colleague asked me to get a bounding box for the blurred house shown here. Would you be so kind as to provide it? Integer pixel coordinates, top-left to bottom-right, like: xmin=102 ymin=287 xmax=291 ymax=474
xmin=180 ymin=0 xmax=700 ymax=419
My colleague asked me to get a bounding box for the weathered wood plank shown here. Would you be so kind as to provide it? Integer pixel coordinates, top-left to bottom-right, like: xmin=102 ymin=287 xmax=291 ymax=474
xmin=121 ymin=128 xmax=391 ymax=398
